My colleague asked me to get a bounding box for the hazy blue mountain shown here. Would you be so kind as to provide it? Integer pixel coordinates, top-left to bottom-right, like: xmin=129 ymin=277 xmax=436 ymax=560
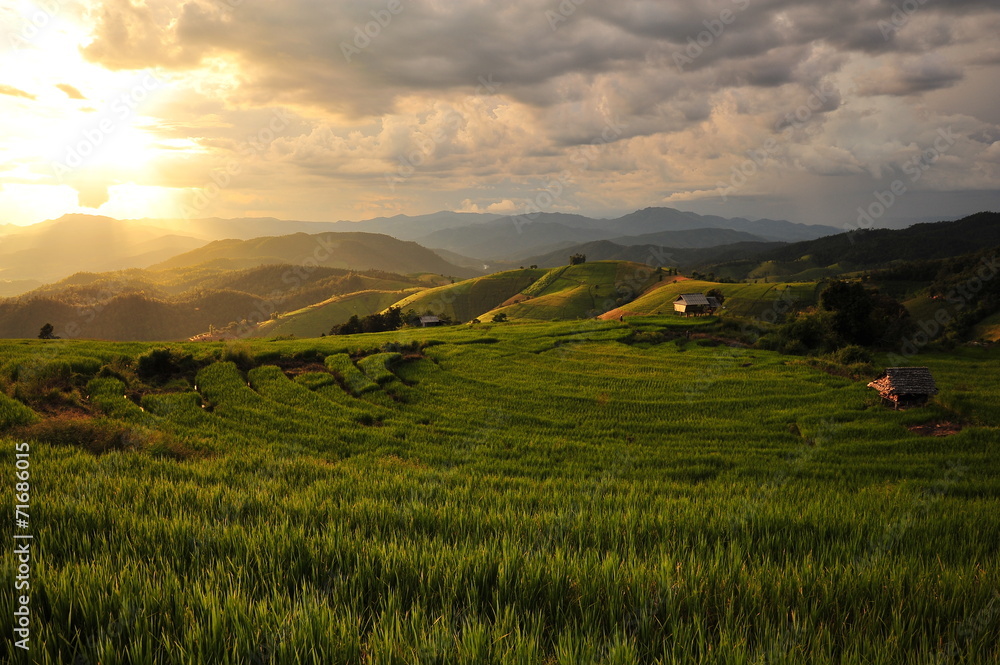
xmin=513 ymin=239 xmax=786 ymax=269
xmin=607 ymin=227 xmax=766 ymax=248
xmin=0 ymin=215 xmax=207 ymax=285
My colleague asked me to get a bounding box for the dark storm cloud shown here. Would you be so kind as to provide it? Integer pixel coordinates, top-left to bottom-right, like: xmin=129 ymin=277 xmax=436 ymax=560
xmin=66 ymin=0 xmax=1000 ymax=225
xmin=78 ymin=0 xmax=997 ymax=117
xmin=857 ymin=55 xmax=964 ymax=96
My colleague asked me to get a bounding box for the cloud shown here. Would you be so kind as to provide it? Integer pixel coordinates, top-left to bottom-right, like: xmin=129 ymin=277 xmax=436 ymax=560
xmin=56 ymin=84 xmax=86 ymax=100
xmin=459 ymin=198 xmax=519 ymax=214
xmin=5 ymin=0 xmax=995 ymax=226
xmin=856 ymin=54 xmax=964 ymax=96
xmin=0 ymin=85 xmax=35 ymax=100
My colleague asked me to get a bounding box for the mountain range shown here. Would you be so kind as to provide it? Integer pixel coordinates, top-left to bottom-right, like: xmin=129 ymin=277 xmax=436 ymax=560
xmin=0 ymin=211 xmax=996 ymax=341
xmin=0 ymin=208 xmax=839 ymax=292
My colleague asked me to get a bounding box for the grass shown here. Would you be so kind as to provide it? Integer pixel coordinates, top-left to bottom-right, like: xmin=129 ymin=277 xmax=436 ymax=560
xmin=389 ymin=268 xmax=548 ymax=323
xmin=254 ymin=289 xmax=418 ymax=338
xmin=482 ymin=262 xmax=660 ymax=322
xmin=1 ymin=321 xmax=998 ymax=663
xmin=605 ymin=279 xmax=820 ymax=320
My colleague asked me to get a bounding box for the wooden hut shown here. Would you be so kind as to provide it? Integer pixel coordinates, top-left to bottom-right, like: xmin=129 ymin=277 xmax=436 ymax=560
xmin=867 ymin=367 xmax=938 ymax=409
xmin=674 ymin=293 xmax=712 ymax=316
xmin=419 ymin=316 xmax=443 ymax=327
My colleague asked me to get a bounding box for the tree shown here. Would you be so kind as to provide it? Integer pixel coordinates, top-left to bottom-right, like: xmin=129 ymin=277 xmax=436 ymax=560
xmin=819 ymin=280 xmax=910 ymax=347
xmin=705 ymin=288 xmax=726 ymax=305
xmin=569 ymin=253 xmax=586 ymax=265
xmin=492 ymin=312 xmax=508 ymax=323
xmin=38 ymin=323 xmax=56 ymax=340
xmin=820 ymin=280 xmax=875 ymax=345
xmin=332 ymin=315 xmax=362 ymax=335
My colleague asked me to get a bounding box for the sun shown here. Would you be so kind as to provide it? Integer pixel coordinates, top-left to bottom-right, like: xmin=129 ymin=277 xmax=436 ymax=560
xmin=0 ymin=6 xmax=185 ymax=224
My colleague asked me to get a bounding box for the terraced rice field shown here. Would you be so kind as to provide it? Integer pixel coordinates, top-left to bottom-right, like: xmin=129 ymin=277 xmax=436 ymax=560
xmin=1 ymin=321 xmax=998 ymax=663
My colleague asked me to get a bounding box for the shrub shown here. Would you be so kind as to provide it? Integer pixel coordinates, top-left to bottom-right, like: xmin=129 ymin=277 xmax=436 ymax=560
xmin=137 ymin=348 xmax=198 ymax=382
xmin=220 ymin=342 xmax=255 ymax=372
xmin=834 ymin=345 xmax=874 ymax=365
xmin=18 ymin=418 xmax=139 ymax=455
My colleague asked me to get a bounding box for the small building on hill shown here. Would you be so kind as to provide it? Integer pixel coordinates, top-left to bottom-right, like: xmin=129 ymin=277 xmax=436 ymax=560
xmin=419 ymin=315 xmax=443 ymax=327
xmin=674 ymin=293 xmax=717 ymax=316
xmin=867 ymin=367 xmax=938 ymax=409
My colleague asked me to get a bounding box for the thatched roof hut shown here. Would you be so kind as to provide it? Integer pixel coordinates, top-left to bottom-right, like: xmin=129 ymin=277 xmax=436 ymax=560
xmin=867 ymin=367 xmax=938 ymax=409
xmin=674 ymin=293 xmax=716 ymax=316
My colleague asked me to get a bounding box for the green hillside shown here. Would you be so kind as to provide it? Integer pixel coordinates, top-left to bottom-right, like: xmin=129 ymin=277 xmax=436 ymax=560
xmin=600 ymin=279 xmax=821 ymax=319
xmin=972 ymin=311 xmax=1000 ymax=341
xmin=480 ymin=261 xmax=660 ymax=321
xmin=717 ymin=211 xmax=1000 ymax=280
xmin=0 ymin=265 xmax=428 ymax=341
xmin=388 ymin=268 xmax=547 ymax=322
xmin=1 ymin=325 xmax=999 ymax=662
xmin=255 ymin=289 xmax=421 ymax=338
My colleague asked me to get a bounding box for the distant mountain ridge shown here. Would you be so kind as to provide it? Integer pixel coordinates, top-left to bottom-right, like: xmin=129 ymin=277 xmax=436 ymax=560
xmin=151 ymin=232 xmax=477 ymax=278
xmin=0 ymin=208 xmax=839 ymax=291
xmin=414 ymin=208 xmax=838 ymax=261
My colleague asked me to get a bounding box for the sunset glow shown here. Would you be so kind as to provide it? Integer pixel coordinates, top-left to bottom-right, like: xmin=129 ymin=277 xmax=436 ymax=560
xmin=2 ymin=1 xmax=999 ymax=226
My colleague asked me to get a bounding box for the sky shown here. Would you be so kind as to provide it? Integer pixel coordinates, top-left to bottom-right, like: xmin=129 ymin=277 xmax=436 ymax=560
xmin=1 ymin=0 xmax=999 ymax=229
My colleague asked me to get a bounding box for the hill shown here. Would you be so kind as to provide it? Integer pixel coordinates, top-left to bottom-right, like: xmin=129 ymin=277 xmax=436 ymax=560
xmin=0 ymin=265 xmax=428 ymax=341
xmin=515 ymin=239 xmax=786 ymax=270
xmin=417 ymin=214 xmax=612 ymax=261
xmin=607 ymin=227 xmax=766 ymax=247
xmin=598 ymin=279 xmax=821 ymax=320
xmin=388 ymin=268 xmax=548 ymax=322
xmin=478 ymin=261 xmax=661 ymax=321
xmin=151 ymin=231 xmax=478 ymax=278
xmin=602 ymin=207 xmax=841 ymax=241
xmin=253 ymin=289 xmax=422 ymax=339
xmin=728 ymin=211 xmax=1000 ymax=280
xmin=0 ymin=208 xmax=837 ymax=292
xmin=0 ymin=215 xmax=207 ymax=285
xmin=417 ymin=208 xmax=837 ymax=262
xmin=0 ymin=213 xmax=496 ymax=293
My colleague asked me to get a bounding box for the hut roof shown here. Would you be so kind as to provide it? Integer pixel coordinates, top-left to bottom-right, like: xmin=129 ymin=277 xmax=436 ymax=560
xmin=706 ymin=296 xmax=721 ymax=308
xmin=675 ymin=293 xmax=710 ymax=306
xmin=419 ymin=315 xmax=441 ymax=324
xmin=867 ymin=367 xmax=938 ymax=396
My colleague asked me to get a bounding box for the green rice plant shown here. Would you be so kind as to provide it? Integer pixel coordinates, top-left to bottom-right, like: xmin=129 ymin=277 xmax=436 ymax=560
xmin=1 ymin=328 xmax=999 ymax=664
xmin=326 ymin=353 xmax=379 ymax=395
xmin=0 ymin=391 xmax=37 ymax=427
xmin=357 ymin=352 xmax=401 ymax=385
